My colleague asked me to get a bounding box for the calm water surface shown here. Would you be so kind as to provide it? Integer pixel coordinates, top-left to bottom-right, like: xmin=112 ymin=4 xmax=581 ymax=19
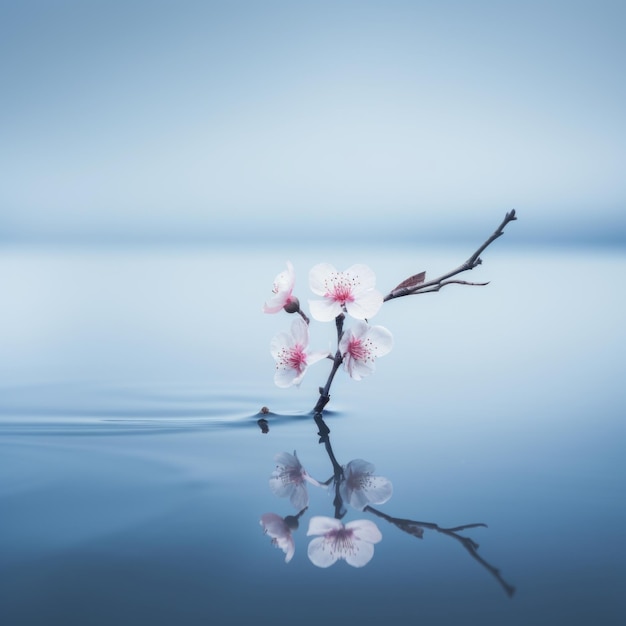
xmin=1 ymin=246 xmax=624 ymax=625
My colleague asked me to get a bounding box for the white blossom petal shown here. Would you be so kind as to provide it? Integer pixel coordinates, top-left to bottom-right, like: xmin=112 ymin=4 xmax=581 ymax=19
xmin=288 ymin=483 xmax=309 ymax=510
xmin=271 ymin=319 xmax=328 ymax=387
xmin=269 ymin=451 xmax=311 ymax=509
xmin=260 ymin=513 xmax=295 ymax=563
xmin=307 ymin=536 xmax=339 ymax=568
xmin=344 ymin=289 xmax=383 ymax=320
xmin=270 ymin=331 xmax=293 ymax=359
xmin=347 ymin=459 xmax=376 ymax=475
xmin=260 ymin=512 xmax=285 ymax=535
xmin=290 ymin=316 xmax=309 ymax=345
xmin=341 ymin=459 xmax=393 ymax=510
xmin=306 ymin=516 xmax=382 ymax=568
xmin=308 ymin=263 xmax=383 ymax=321
xmin=274 ymin=451 xmax=300 ymax=466
xmin=263 ymin=295 xmax=288 ymax=314
xmin=309 ymin=263 xmax=337 ymax=296
xmin=344 ymin=264 xmax=377 ymax=291
xmin=274 ymin=366 xmax=300 ymax=388
xmin=309 ymin=298 xmax=343 ymax=322
xmin=307 ymin=516 xmax=343 ymax=536
xmin=263 ymin=261 xmax=296 ymax=313
xmin=345 ymin=519 xmax=383 ymax=544
xmin=306 ymin=350 xmax=331 ymax=367
xmin=343 ymin=537 xmax=375 ymax=567
xmin=366 ymin=324 xmax=393 ymax=356
xmin=346 ymin=475 xmax=393 ymax=510
xmin=339 ymin=322 xmax=393 ymax=381
xmin=345 ymin=358 xmax=374 ymax=381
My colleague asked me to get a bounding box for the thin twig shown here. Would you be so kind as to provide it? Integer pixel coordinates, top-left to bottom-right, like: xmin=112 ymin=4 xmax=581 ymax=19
xmin=412 ymin=279 xmax=490 ymax=294
xmin=365 ymin=505 xmax=516 ymax=597
xmin=384 ymin=209 xmax=517 ymax=301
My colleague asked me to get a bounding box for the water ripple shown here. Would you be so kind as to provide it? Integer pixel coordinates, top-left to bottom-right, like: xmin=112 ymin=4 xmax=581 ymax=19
xmin=0 ymin=381 xmax=341 ymax=436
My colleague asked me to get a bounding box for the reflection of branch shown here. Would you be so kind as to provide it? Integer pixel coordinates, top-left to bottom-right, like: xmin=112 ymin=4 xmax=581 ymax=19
xmin=365 ymin=505 xmax=516 ymax=597
xmin=310 ymin=413 xmax=515 ymax=596
xmin=384 ymin=209 xmax=517 ymax=302
xmin=314 ymin=413 xmax=346 ymax=519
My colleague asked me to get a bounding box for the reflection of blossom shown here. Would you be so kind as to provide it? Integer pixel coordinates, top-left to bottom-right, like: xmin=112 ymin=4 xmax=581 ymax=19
xmin=339 ymin=321 xmax=393 ymax=381
xmin=263 ymin=261 xmax=297 ymax=314
xmin=270 ymin=317 xmax=329 ymax=388
xmin=260 ymin=513 xmax=295 ymax=563
xmin=340 ymin=459 xmax=393 ymax=511
xmin=307 ymin=516 xmax=382 ymax=568
xmin=270 ymin=451 xmax=320 ymax=510
xmin=308 ymin=263 xmax=383 ymax=322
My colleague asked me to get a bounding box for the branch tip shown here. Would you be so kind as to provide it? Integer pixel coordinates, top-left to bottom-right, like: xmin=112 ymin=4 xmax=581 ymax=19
xmin=384 ymin=209 xmax=517 ymax=301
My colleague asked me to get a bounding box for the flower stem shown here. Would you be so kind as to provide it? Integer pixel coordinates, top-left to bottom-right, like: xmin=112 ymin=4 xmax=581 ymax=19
xmin=311 ymin=313 xmax=344 ymax=415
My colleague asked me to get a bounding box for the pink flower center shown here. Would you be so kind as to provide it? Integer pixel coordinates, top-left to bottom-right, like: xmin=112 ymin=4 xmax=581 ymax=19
xmin=327 ymin=527 xmax=357 ymax=557
xmin=347 ymin=337 xmax=375 ymax=363
xmin=277 ymin=466 xmax=305 ymax=486
xmin=325 ymin=273 xmax=358 ymax=305
xmin=278 ymin=345 xmax=308 ymax=373
xmin=347 ymin=470 xmax=373 ymax=491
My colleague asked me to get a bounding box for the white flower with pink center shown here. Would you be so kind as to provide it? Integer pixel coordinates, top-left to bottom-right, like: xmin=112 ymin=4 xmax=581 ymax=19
xmin=306 ymin=516 xmax=382 ymax=568
xmin=270 ymin=317 xmax=329 ymax=388
xmin=269 ymin=450 xmax=320 ymax=510
xmin=340 ymin=459 xmax=393 ymax=511
xmin=263 ymin=261 xmax=297 ymax=314
xmin=308 ymin=263 xmax=383 ymax=322
xmin=339 ymin=320 xmax=393 ymax=380
xmin=260 ymin=513 xmax=296 ymax=563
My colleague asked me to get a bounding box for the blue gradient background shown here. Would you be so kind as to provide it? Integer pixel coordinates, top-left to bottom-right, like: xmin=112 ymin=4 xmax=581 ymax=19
xmin=1 ymin=2 xmax=625 ymax=625
xmin=1 ymin=0 xmax=624 ymax=246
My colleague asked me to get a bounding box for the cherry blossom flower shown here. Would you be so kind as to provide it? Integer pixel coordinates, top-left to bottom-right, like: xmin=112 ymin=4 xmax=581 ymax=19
xmin=263 ymin=261 xmax=297 ymax=314
xmin=260 ymin=513 xmax=296 ymax=563
xmin=269 ymin=451 xmax=320 ymax=510
xmin=306 ymin=516 xmax=382 ymax=568
xmin=271 ymin=317 xmax=329 ymax=388
xmin=340 ymin=459 xmax=393 ymax=511
xmin=308 ymin=263 xmax=383 ymax=322
xmin=339 ymin=320 xmax=393 ymax=380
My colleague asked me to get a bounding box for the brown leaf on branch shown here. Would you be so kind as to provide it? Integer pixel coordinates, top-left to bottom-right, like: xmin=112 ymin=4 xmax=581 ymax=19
xmin=392 ymin=271 xmax=426 ymax=292
xmin=399 ymin=522 xmax=425 ymax=539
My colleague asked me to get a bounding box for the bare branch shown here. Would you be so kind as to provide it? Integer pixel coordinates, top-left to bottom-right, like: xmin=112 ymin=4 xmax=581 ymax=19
xmin=414 ymin=279 xmax=490 ymax=294
xmin=365 ymin=505 xmax=516 ymax=597
xmin=384 ymin=209 xmax=517 ymax=302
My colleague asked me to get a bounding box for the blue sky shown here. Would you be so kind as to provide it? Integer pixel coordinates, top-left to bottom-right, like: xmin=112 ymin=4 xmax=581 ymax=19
xmin=1 ymin=0 xmax=624 ymax=246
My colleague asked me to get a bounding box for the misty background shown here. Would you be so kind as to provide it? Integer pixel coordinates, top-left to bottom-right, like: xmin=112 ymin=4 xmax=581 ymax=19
xmin=1 ymin=4 xmax=625 ymax=624
xmin=1 ymin=0 xmax=624 ymax=248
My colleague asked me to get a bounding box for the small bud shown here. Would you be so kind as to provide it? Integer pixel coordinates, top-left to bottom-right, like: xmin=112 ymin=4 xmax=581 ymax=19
xmin=283 ymin=297 xmax=300 ymax=314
